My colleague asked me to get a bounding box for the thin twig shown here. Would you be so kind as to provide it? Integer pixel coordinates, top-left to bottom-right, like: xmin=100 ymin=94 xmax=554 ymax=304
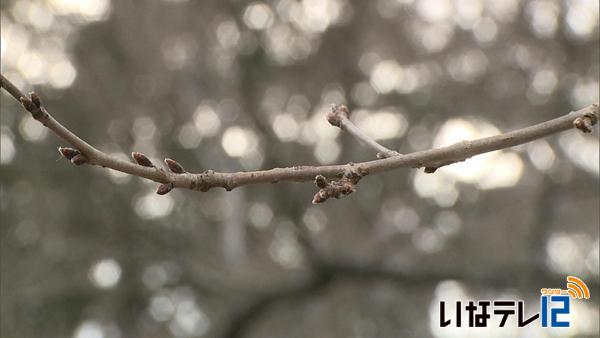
xmin=327 ymin=104 xmax=401 ymax=158
xmin=1 ymin=74 xmax=598 ymax=204
xmin=1 ymin=74 xmax=171 ymax=184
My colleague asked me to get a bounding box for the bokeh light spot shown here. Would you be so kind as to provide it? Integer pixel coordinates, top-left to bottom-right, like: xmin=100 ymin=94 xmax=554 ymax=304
xmin=243 ymin=2 xmax=274 ymax=30
xmin=89 ymin=258 xmax=122 ymax=289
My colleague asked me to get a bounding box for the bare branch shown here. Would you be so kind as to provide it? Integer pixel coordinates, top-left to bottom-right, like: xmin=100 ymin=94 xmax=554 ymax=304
xmin=1 ymin=74 xmax=598 ymax=204
xmin=1 ymin=74 xmax=171 ymax=185
xmin=327 ymin=104 xmax=401 ymax=158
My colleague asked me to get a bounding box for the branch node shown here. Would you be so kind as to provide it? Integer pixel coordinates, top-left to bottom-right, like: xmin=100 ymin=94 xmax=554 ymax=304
xmin=193 ymin=172 xmax=214 ymax=192
xmin=19 ymin=93 xmax=47 ymax=119
xmin=132 ymin=152 xmax=154 ymax=167
xmin=326 ymin=104 xmax=349 ymax=128
xmin=19 ymin=97 xmax=36 ymax=113
xmin=312 ymin=167 xmax=364 ymax=204
xmin=156 ymin=182 xmax=174 ymax=195
xmin=377 ymin=150 xmax=401 ymax=159
xmin=165 ymin=158 xmax=186 ymax=173
xmin=71 ymin=154 xmax=89 ymax=166
xmin=343 ymin=163 xmax=364 ymax=182
xmin=357 ymin=166 xmax=369 ymax=176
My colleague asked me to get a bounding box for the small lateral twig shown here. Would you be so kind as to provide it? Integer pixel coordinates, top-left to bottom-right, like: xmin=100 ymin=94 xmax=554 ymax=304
xmin=1 ymin=74 xmax=598 ymax=204
xmin=327 ymin=104 xmax=401 ymax=159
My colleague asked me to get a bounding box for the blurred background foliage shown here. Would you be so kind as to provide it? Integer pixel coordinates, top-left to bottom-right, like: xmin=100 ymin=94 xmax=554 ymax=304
xmin=0 ymin=0 xmax=599 ymax=337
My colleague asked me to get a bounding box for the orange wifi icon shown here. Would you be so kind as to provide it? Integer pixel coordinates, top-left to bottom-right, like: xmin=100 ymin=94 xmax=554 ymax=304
xmin=566 ymin=276 xmax=590 ymax=300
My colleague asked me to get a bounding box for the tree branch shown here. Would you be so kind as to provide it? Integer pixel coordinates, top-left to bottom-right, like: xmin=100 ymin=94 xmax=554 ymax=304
xmin=1 ymin=74 xmax=598 ymax=204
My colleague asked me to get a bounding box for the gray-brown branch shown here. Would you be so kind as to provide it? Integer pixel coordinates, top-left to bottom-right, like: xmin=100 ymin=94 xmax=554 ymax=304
xmin=1 ymin=74 xmax=598 ymax=204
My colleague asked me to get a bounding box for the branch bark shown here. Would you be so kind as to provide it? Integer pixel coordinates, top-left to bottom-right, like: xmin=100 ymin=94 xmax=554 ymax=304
xmin=1 ymin=74 xmax=598 ymax=204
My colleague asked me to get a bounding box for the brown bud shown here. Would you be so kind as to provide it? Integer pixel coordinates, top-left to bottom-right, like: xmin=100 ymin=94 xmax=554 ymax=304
xmin=58 ymin=147 xmax=80 ymax=160
xmin=156 ymin=182 xmax=174 ymax=195
xmin=573 ymin=111 xmax=598 ymax=133
xmin=424 ymin=167 xmax=437 ymax=173
xmin=165 ymin=158 xmax=185 ymax=173
xmin=19 ymin=97 xmax=37 ymax=112
xmin=30 ymin=92 xmax=41 ymax=108
xmin=574 ymin=118 xmax=588 ymax=133
xmin=314 ymin=175 xmax=328 ymax=189
xmin=71 ymin=154 xmax=88 ymax=166
xmin=131 ymin=152 xmax=154 ymax=167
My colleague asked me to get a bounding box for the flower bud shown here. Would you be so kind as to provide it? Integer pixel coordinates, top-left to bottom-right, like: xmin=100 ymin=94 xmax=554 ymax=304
xmin=58 ymin=147 xmax=80 ymax=160
xmin=314 ymin=175 xmax=328 ymax=189
xmin=156 ymin=182 xmax=174 ymax=195
xmin=30 ymin=92 xmax=41 ymax=108
xmin=165 ymin=158 xmax=185 ymax=173
xmin=131 ymin=152 xmax=154 ymax=167
xmin=71 ymin=154 xmax=88 ymax=166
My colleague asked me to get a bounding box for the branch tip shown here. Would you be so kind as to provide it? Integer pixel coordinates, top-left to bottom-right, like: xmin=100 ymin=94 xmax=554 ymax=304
xmin=573 ymin=110 xmax=598 ymax=133
xmin=326 ymin=104 xmax=349 ymax=128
